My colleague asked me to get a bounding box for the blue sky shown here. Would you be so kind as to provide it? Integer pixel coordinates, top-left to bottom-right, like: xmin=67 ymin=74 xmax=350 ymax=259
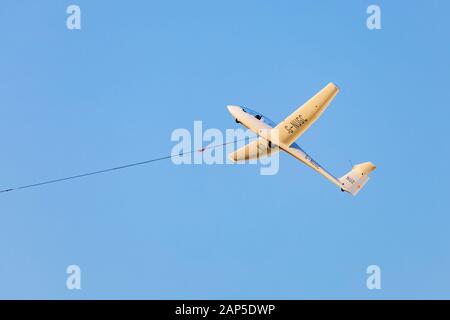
xmin=0 ymin=1 xmax=449 ymax=299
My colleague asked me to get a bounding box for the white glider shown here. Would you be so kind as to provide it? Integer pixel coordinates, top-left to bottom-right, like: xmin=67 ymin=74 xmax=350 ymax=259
xmin=227 ymin=82 xmax=376 ymax=196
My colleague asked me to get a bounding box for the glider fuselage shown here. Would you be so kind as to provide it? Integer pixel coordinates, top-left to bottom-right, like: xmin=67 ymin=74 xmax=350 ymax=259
xmin=226 ymin=83 xmax=377 ymax=196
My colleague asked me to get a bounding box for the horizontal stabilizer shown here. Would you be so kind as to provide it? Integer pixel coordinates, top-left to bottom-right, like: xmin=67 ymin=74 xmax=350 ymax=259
xmin=339 ymin=162 xmax=376 ymax=196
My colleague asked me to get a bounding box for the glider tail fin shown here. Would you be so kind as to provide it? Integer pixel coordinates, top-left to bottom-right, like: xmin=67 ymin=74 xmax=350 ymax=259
xmin=339 ymin=162 xmax=376 ymax=196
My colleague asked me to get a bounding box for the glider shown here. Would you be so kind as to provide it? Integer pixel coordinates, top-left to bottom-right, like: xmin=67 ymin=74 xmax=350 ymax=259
xmin=227 ymin=82 xmax=376 ymax=196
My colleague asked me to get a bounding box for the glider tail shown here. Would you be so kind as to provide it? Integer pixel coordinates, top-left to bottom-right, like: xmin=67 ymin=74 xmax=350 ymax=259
xmin=339 ymin=162 xmax=376 ymax=196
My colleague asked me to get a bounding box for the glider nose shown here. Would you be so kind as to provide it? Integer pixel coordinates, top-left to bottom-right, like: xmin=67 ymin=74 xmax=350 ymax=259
xmin=227 ymin=105 xmax=241 ymax=118
xmin=227 ymin=105 xmax=240 ymax=114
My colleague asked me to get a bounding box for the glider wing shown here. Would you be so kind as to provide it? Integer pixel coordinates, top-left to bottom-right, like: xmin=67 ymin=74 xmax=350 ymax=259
xmin=229 ymin=137 xmax=279 ymax=162
xmin=274 ymin=82 xmax=339 ymax=147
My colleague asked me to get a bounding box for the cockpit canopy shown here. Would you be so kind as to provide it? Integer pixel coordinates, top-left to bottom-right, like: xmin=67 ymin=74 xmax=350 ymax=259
xmin=241 ymin=106 xmax=277 ymax=127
